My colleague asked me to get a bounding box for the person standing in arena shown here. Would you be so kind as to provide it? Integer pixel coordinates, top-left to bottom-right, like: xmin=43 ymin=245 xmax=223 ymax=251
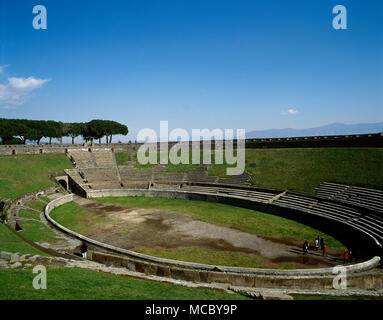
xmin=323 ymin=243 xmax=328 ymax=257
xmin=80 ymin=241 xmax=88 ymax=259
xmin=343 ymin=249 xmax=349 ymax=264
xmin=320 ymin=237 xmax=324 ymax=251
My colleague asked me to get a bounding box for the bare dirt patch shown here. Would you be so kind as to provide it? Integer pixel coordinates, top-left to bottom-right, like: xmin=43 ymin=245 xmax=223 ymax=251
xmin=74 ymin=198 xmax=344 ymax=268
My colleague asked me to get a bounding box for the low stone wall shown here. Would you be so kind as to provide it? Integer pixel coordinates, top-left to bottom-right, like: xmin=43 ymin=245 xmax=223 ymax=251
xmin=1 ymin=132 xmax=382 ymax=156
xmin=0 ymin=143 xmax=133 ymax=156
xmin=5 ymin=186 xmax=59 ymax=229
xmin=44 ymin=193 xmax=381 ymax=289
xmin=90 ymin=251 xmax=382 ymax=290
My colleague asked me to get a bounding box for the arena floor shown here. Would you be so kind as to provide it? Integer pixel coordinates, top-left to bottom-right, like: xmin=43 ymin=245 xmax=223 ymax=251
xmin=73 ymin=197 xmax=345 ymax=269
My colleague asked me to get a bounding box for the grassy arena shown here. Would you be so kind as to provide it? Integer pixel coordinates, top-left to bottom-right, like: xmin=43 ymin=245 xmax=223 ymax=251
xmin=92 ymin=197 xmax=343 ymax=248
xmin=0 ymin=149 xmax=381 ymax=298
xmin=50 ymin=197 xmax=343 ymax=268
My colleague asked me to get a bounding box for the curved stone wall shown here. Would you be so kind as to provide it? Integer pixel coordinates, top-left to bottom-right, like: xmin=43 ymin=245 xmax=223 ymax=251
xmin=85 ymin=187 xmax=383 ymax=255
xmin=45 ymin=192 xmax=381 ymax=282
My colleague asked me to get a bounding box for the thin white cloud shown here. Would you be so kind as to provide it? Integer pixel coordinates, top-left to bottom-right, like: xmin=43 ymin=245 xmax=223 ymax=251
xmin=0 ymin=64 xmax=9 ymax=75
xmin=2 ymin=105 xmax=16 ymax=110
xmin=0 ymin=76 xmax=50 ymax=105
xmin=281 ymin=108 xmax=299 ymax=115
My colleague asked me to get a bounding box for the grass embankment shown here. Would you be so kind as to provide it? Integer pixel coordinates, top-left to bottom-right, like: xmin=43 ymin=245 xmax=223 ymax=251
xmin=50 ymin=198 xmax=343 ymax=268
xmin=0 ymin=154 xmax=72 ymax=199
xmin=206 ymin=148 xmax=383 ymax=193
xmin=17 ymin=220 xmax=58 ymax=243
xmin=18 ymin=209 xmax=40 ymax=220
xmin=0 ymin=223 xmax=47 ymax=256
xmin=2 ymin=208 xmax=58 ymax=247
xmin=116 ymin=148 xmax=383 ymax=193
xmin=243 ymin=148 xmax=383 ymax=193
xmin=0 ymin=267 xmax=247 ymax=300
xmin=24 ymin=199 xmax=46 ymax=211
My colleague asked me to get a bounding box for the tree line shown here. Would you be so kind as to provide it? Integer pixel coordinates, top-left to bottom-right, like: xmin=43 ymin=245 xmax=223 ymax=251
xmin=0 ymin=118 xmax=128 ymax=145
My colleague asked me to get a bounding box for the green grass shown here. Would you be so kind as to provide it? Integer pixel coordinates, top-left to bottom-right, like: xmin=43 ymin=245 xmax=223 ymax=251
xmin=57 ymin=197 xmax=342 ymax=248
xmin=165 ymin=162 xmax=197 ymax=173
xmin=24 ymin=200 xmax=46 ymax=211
xmin=212 ymin=148 xmax=383 ymax=193
xmin=0 ymin=267 xmax=249 ymax=300
xmin=50 ymin=201 xmax=112 ymax=235
xmin=134 ymin=247 xmax=296 ymax=269
xmin=18 ymin=220 xmax=59 ymax=243
xmin=18 ymin=209 xmax=41 ymax=220
xmin=117 ymin=148 xmax=383 ymax=193
xmin=0 ymin=154 xmax=72 ymax=199
xmin=37 ymin=195 xmax=52 ymax=203
xmin=115 ymin=150 xmax=135 ymax=165
xmin=0 ymin=223 xmax=47 ymax=255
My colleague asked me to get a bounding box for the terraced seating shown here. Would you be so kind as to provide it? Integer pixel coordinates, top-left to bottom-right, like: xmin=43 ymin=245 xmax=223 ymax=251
xmin=119 ymin=166 xmax=153 ymax=182
xmin=184 ymin=165 xmax=217 ymax=183
xmin=272 ymin=191 xmax=382 ymax=243
xmin=82 ymin=167 xmax=120 ymax=183
xmin=217 ymin=171 xmax=250 ymax=186
xmin=315 ymin=183 xmax=349 ymax=198
xmin=274 ymin=193 xmax=317 ymax=211
xmin=151 ymin=165 xmax=183 ymax=182
xmin=65 ymin=149 xmax=123 ymax=190
xmin=67 ymin=149 xmax=96 ymax=168
xmin=315 ymin=182 xmax=383 ymax=213
xmin=92 ymin=149 xmax=116 ymax=167
xmin=85 ymin=182 xmax=122 ymax=189
xmin=181 ymin=185 xmax=275 ymax=202
xmin=65 ymin=169 xmax=86 ymax=185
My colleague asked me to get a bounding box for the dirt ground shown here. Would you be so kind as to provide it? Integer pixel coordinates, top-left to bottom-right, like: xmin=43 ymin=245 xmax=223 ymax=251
xmin=74 ymin=198 xmax=345 ymax=268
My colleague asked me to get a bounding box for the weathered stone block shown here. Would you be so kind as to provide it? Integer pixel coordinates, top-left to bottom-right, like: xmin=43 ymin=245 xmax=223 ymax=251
xmin=10 ymin=262 xmax=22 ymax=269
xmin=227 ymin=274 xmax=255 ymax=287
xmin=199 ymin=271 xmax=209 ymax=283
xmin=144 ymin=264 xmax=157 ymax=275
xmin=156 ymin=266 xmax=171 ymax=277
xmin=207 ymin=271 xmax=228 ymax=284
xmin=0 ymin=251 xmax=12 ymax=260
xmin=133 ymin=261 xmax=146 ymax=274
xmin=28 ymin=255 xmax=40 ymax=262
xmin=10 ymin=253 xmax=20 ymax=263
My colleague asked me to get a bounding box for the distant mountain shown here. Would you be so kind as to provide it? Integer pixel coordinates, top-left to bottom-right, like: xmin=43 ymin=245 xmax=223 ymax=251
xmin=245 ymin=122 xmax=383 ymax=139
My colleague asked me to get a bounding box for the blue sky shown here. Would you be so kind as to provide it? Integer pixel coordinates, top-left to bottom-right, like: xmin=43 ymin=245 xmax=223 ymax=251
xmin=0 ymin=0 xmax=382 ymax=141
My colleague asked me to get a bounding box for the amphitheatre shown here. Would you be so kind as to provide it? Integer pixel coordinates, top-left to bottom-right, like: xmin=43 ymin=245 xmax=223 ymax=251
xmin=1 ymin=132 xmax=383 ymax=300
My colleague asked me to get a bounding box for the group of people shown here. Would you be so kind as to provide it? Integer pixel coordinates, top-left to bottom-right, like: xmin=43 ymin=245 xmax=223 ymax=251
xmin=302 ymin=236 xmax=352 ymax=264
xmin=303 ymin=236 xmax=327 ymax=256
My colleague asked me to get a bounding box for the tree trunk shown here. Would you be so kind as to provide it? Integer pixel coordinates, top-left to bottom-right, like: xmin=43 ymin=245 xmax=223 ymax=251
xmin=49 ymin=137 xmax=52 ymax=144
xmin=99 ymin=138 xmax=101 ymax=144
xmin=109 ymin=135 xmax=112 ymax=144
xmin=72 ymin=137 xmax=74 ymax=144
